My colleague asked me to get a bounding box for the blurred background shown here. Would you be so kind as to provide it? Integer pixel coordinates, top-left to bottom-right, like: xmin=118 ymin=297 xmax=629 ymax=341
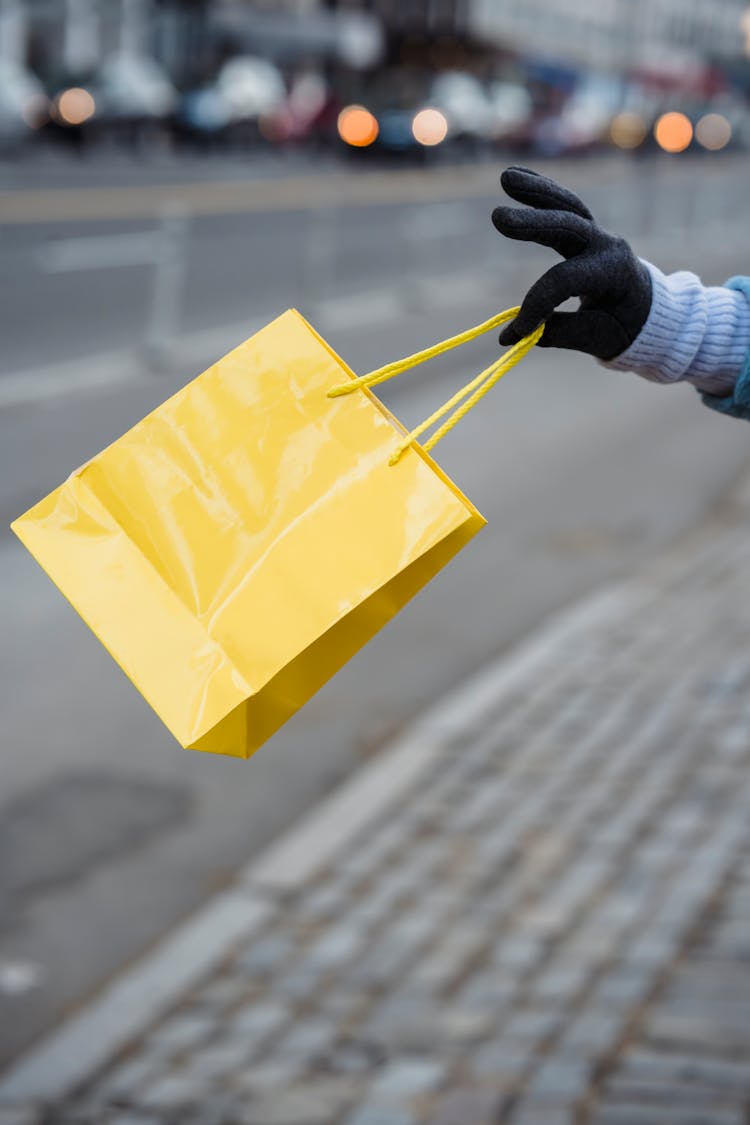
xmin=3 ymin=0 xmax=750 ymax=1090
xmin=2 ymin=0 xmax=750 ymax=374
xmin=2 ymin=0 xmax=750 ymax=162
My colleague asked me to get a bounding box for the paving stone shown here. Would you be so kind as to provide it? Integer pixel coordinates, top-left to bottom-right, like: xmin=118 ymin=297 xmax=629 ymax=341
xmin=593 ymin=965 xmax=657 ymax=1009
xmin=344 ymin=890 xmax=398 ymax=931
xmin=517 ymin=901 xmax=576 ymax=940
xmin=370 ymin=867 xmax=423 ymax=908
xmin=195 ymin=976 xmax=243 ymax=1011
xmin=186 ymin=1040 xmax=252 ymax=1080
xmin=178 ymin=1097 xmax=243 ymax=1125
xmin=589 ymin=1107 xmax=744 ymax=1125
xmin=58 ymin=1087 xmax=115 ymax=1117
xmin=308 ymin=925 xmax=364 ymax=970
xmin=644 ymin=1013 xmax=750 ymax=1053
xmin=347 ymin=943 xmax=418 ymax=989
xmin=273 ymin=1018 xmax=336 ymax=1060
xmin=234 ymin=1058 xmax=304 ymax=1094
xmin=502 ymin=1008 xmax=564 ymax=1049
xmin=99 ymin=1056 xmax=159 ymax=1099
xmin=236 ymin=936 xmax=295 ymax=977
xmin=409 ymin=844 xmax=452 ymax=885
xmin=317 ymin=1039 xmax=386 ymax=1076
xmin=336 ymin=851 xmax=381 ymax=886
xmin=316 ymin=988 xmax=371 ymax=1025
xmin=230 ymin=1001 xmax=290 ymax=1044
xmin=527 ymin=1058 xmax=591 ymax=1101
xmin=602 ymin=1075 xmax=742 ymax=1108
xmin=145 ymin=1013 xmax=214 ymax=1056
xmin=469 ymin=1041 xmax=533 ymax=1087
xmin=708 ymin=918 xmax=750 ymax=957
xmin=556 ymin=1009 xmax=625 ymax=1056
xmin=621 ymin=934 xmax=678 ymax=970
xmin=343 ymin=1106 xmax=416 ymax=1125
xmin=666 ymin=959 xmax=750 ymax=1002
xmin=454 ymin=969 xmax=518 ymax=1012
xmin=531 ymin=963 xmax=589 ymax=1003
xmin=369 ymin=1057 xmax=447 ymax=1100
xmin=240 ymin=1078 xmax=360 ymax=1125
xmin=491 ymin=936 xmax=546 ymax=974
xmin=434 ymin=1006 xmax=495 ymax=1045
xmin=410 ymin=927 xmax=488 ymax=992
xmin=299 ymin=886 xmax=349 ymax=921
xmin=508 ymin=1105 xmax=576 ymax=1125
xmin=272 ymin=963 xmax=322 ymax=1001
xmin=362 ymin=994 xmax=441 ymax=1052
xmin=106 ymin=1115 xmax=161 ymax=1125
xmin=616 ymin=1049 xmax=750 ymax=1092
xmin=356 ymin=942 xmax=429 ymax=994
xmin=386 ymin=913 xmax=437 ymax=954
xmin=657 ymin=990 xmax=750 ymax=1027
xmin=425 ymin=1087 xmax=507 ymax=1125
xmin=139 ymin=1070 xmax=206 ymax=1108
xmin=549 ymin=859 xmax=610 ymax=908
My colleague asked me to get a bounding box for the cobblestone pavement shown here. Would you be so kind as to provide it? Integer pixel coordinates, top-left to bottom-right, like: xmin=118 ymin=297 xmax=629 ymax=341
xmin=6 ymin=474 xmax=750 ymax=1124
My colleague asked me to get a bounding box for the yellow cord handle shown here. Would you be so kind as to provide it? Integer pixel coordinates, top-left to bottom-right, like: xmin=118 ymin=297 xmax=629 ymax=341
xmin=327 ymin=307 xmax=543 ymax=465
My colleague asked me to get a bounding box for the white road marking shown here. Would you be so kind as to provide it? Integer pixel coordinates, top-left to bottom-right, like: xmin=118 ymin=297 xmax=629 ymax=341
xmin=39 ymin=232 xmax=159 ymax=273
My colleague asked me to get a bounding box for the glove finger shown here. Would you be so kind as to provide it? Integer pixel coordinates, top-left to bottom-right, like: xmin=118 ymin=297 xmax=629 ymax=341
xmin=538 ymin=309 xmax=632 ymax=360
xmin=492 ymin=205 xmax=590 ymax=259
xmin=498 ymin=260 xmax=583 ymax=346
xmin=500 ymin=166 xmax=594 ymax=221
xmin=536 ymin=311 xmax=588 ymax=350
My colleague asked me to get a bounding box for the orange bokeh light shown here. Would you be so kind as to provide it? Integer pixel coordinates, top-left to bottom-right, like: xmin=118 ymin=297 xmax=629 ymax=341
xmin=654 ymin=111 xmax=693 ymax=153
xmin=56 ymin=87 xmax=96 ymax=126
xmin=337 ymin=105 xmax=379 ymax=148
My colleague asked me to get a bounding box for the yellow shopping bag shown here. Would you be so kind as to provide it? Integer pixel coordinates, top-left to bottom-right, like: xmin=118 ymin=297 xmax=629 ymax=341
xmin=11 ymin=307 xmax=541 ymax=759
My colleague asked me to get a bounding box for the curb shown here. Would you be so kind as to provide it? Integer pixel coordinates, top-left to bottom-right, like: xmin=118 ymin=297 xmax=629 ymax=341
xmin=0 ymin=582 xmax=637 ymax=1104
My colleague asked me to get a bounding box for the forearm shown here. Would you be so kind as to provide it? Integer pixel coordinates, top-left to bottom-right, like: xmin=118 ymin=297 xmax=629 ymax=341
xmin=604 ymin=262 xmax=750 ymax=397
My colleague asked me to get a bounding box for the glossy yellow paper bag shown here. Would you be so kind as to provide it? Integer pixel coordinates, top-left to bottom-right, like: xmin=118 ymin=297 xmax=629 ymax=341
xmin=11 ymin=309 xmax=488 ymax=759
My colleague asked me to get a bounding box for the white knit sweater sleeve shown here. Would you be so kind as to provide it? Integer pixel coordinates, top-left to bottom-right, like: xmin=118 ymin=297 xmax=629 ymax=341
xmin=604 ymin=261 xmax=750 ymax=397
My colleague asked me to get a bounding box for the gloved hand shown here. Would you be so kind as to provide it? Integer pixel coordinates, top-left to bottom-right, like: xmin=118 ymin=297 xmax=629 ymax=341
xmin=492 ymin=166 xmax=652 ymax=361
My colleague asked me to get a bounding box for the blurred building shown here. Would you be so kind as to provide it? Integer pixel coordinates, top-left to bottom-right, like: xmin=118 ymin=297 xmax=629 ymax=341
xmin=7 ymin=0 xmax=750 ymax=90
xmin=322 ymin=0 xmax=467 ymax=34
xmin=470 ymin=0 xmax=749 ymax=71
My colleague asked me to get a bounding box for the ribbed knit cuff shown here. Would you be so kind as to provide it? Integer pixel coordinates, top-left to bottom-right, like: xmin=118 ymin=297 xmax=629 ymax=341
xmin=604 ymin=261 xmax=750 ymax=397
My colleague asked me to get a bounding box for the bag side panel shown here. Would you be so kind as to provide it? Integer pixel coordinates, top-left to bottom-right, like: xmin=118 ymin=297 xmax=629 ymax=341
xmin=188 ymin=509 xmax=485 ymax=757
xmin=11 ymin=476 xmax=249 ymax=748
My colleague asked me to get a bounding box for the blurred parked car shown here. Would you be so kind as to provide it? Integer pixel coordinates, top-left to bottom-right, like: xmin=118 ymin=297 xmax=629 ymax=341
xmin=488 ymin=80 xmax=533 ymax=145
xmin=336 ymin=68 xmax=515 ymax=160
xmin=427 ymin=71 xmax=496 ymax=151
xmin=512 ymin=73 xmax=623 ymax=156
xmin=261 ymin=72 xmax=341 ymax=147
xmin=336 ymin=98 xmax=449 ymax=160
xmin=334 ymin=69 xmax=446 ymax=159
xmin=0 ymin=61 xmax=48 ymax=148
xmin=178 ymin=55 xmax=285 ymax=145
xmin=91 ymin=54 xmax=177 ymax=143
xmin=216 ymin=56 xmax=285 ymax=123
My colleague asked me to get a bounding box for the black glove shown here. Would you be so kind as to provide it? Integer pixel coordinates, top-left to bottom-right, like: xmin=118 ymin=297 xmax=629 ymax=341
xmin=492 ymin=167 xmax=652 ymax=361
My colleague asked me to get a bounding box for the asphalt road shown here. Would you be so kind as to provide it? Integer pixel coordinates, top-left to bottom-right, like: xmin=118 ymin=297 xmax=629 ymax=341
xmin=1 ymin=152 xmax=749 ymax=1068
xmin=1 ymin=151 xmax=745 ymax=375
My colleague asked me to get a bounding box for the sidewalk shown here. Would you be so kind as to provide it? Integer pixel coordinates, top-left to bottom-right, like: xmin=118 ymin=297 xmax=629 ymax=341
xmin=4 ymin=464 xmax=750 ymax=1125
